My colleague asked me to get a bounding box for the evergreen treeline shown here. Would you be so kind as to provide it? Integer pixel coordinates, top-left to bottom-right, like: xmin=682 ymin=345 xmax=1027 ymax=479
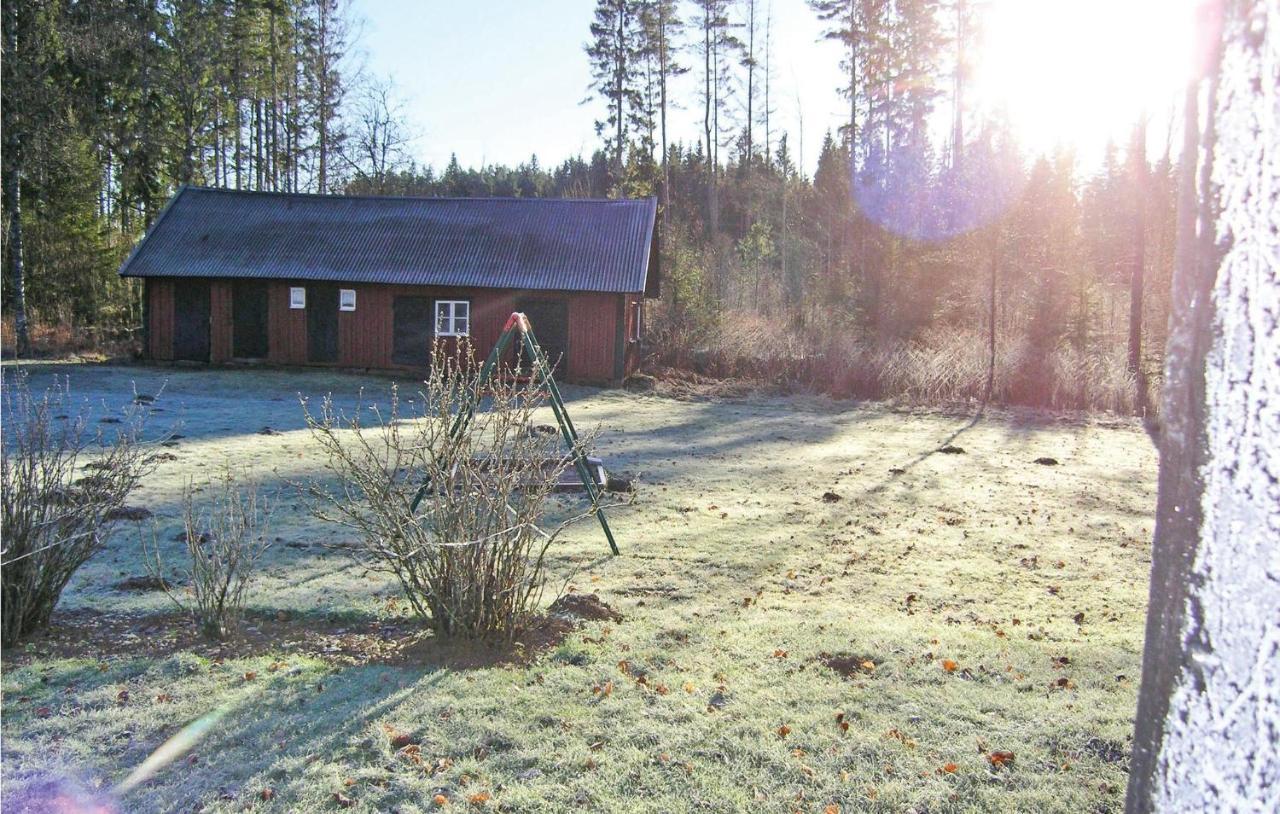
xmin=1 ymin=0 xmax=1174 ymax=413
xmin=2 ymin=0 xmax=349 ymax=340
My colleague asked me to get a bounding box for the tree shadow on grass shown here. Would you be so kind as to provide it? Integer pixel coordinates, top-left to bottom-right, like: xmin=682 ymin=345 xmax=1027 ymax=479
xmin=121 ymin=665 xmax=441 ymax=812
xmin=861 ymin=409 xmax=987 ymax=496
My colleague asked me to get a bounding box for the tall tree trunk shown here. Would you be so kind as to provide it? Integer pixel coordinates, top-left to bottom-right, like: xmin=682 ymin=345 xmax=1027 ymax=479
xmin=3 ymin=0 xmax=30 ymax=357
xmin=254 ymin=97 xmax=263 ymax=189
xmin=1125 ymin=1 xmax=1278 ymax=809
xmin=703 ymin=8 xmax=718 ymax=244
xmin=658 ymin=3 xmax=669 ymax=233
xmin=951 ymin=0 xmax=965 ymax=166
xmin=235 ymin=99 xmax=243 ymax=189
xmin=1128 ymin=115 xmax=1149 ymax=415
xmin=763 ymin=5 xmax=771 ymax=160
xmin=615 ymin=2 xmax=625 ymax=170
xmin=744 ymin=0 xmax=755 ymax=161
xmin=984 ymin=230 xmax=999 ymax=402
xmin=847 ymin=0 xmax=856 ymax=153
xmin=4 ymin=144 xmax=30 ymax=358
xmin=846 ymin=0 xmax=862 ymax=333
xmin=269 ymin=5 xmax=279 ymax=191
xmin=317 ymin=0 xmax=330 ymax=193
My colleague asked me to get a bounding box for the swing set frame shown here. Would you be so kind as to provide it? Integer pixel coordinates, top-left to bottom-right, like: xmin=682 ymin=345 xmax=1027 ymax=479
xmin=408 ymin=312 xmax=620 ymax=556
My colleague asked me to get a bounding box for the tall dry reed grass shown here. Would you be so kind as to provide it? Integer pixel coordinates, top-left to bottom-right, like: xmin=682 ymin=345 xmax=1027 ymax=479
xmin=650 ymin=310 xmax=1153 ymax=414
xmin=1 ymin=316 xmax=140 ymax=359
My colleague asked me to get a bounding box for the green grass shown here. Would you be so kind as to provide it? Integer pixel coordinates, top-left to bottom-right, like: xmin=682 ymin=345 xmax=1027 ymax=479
xmin=1 ymin=363 xmax=1156 ymax=812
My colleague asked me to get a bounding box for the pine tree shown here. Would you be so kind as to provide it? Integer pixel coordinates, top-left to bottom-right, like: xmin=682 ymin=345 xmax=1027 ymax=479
xmin=585 ymin=0 xmax=642 ymax=172
xmin=636 ymin=0 xmax=685 ymax=214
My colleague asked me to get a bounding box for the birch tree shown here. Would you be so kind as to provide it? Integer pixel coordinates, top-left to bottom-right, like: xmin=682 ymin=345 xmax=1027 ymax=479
xmin=1125 ymin=0 xmax=1279 ymax=809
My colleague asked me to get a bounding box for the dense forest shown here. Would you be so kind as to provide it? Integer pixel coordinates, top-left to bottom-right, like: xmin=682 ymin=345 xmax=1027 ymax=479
xmin=1 ymin=0 xmax=1175 ymax=413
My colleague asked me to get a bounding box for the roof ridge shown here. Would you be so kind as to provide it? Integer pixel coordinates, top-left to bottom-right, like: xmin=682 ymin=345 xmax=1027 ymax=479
xmin=183 ymin=186 xmax=654 ymax=205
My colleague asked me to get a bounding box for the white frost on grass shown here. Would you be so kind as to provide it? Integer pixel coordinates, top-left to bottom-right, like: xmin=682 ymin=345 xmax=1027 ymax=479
xmin=1155 ymin=2 xmax=1280 ymax=810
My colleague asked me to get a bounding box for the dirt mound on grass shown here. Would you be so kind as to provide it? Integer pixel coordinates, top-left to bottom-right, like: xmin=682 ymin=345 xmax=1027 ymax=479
xmin=105 ymin=505 xmax=153 ymax=521
xmin=113 ymin=575 xmax=170 ymax=592
xmin=818 ymin=652 xmax=881 ymax=678
xmin=548 ymin=593 xmax=623 ymax=623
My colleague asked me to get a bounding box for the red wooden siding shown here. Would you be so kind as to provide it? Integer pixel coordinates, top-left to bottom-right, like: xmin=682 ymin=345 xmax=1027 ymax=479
xmin=210 ymin=281 xmax=233 ymax=363
xmin=623 ymin=294 xmax=642 ymax=377
xmin=146 ymin=279 xmax=175 ymax=361
xmin=566 ymin=292 xmax=619 ymax=383
xmin=267 ymin=282 xmax=308 ymax=364
xmin=144 ymin=278 xmax=634 ymax=384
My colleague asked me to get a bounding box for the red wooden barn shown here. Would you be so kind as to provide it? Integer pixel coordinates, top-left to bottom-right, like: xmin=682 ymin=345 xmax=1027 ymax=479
xmin=119 ymin=187 xmax=659 ymax=384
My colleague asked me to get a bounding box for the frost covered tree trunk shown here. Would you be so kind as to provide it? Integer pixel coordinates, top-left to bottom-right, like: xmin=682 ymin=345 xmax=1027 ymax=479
xmin=1126 ymin=1 xmax=1279 ymax=811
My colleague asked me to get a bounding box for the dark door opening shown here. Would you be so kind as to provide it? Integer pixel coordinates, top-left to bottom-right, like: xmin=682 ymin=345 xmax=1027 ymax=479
xmin=232 ymin=281 xmax=269 ymax=358
xmin=518 ymin=299 xmax=569 ymax=376
xmin=173 ymin=280 xmax=211 ymax=362
xmin=307 ymin=284 xmax=339 ymax=363
xmin=392 ymin=296 xmax=433 ymax=367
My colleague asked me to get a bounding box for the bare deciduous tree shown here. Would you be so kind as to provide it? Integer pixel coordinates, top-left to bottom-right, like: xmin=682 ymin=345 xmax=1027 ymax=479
xmin=342 ymin=76 xmax=412 ymax=193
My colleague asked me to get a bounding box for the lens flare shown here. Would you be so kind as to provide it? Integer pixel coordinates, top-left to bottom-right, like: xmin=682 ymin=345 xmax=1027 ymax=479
xmin=852 ymin=139 xmax=1026 ymax=243
xmin=114 ymin=707 xmax=230 ymax=795
xmin=2 ymin=775 xmax=115 ymax=814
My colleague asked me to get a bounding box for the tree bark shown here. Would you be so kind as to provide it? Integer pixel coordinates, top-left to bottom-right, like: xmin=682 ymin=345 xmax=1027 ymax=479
xmin=1125 ymin=1 xmax=1277 ymax=809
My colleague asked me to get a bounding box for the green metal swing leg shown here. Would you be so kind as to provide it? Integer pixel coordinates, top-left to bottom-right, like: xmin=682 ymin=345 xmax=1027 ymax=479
xmin=409 ymin=312 xmax=620 ymax=555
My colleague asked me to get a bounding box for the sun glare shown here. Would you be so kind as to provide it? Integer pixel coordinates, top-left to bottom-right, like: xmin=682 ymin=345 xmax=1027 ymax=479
xmin=970 ymin=0 xmax=1200 ymax=157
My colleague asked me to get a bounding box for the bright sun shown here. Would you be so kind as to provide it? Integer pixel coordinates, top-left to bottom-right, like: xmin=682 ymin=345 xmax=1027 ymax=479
xmin=970 ymin=0 xmax=1201 ymax=159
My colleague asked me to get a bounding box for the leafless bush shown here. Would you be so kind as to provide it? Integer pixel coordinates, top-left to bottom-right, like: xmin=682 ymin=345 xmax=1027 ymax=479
xmin=1 ymin=372 xmax=157 ymax=646
xmin=303 ymin=344 xmax=595 ymax=641
xmin=144 ymin=471 xmax=272 ymax=640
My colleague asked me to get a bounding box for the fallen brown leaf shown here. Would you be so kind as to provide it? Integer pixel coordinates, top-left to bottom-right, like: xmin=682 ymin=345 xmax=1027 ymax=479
xmin=989 ymin=750 xmax=1016 ymax=768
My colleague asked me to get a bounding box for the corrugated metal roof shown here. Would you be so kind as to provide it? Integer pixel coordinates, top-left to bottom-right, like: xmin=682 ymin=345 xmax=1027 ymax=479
xmin=119 ymin=187 xmax=657 ymax=294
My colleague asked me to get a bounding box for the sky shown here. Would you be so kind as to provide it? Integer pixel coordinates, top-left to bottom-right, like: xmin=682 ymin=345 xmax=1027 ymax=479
xmin=353 ymin=0 xmax=854 ymax=178
xmin=352 ymin=0 xmax=1198 ymax=180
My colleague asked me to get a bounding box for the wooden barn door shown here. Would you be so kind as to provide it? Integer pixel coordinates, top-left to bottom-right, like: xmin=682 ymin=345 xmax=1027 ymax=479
xmin=392 ymin=296 xmax=433 ymax=367
xmin=173 ymin=280 xmax=211 ymax=362
xmin=518 ymin=299 xmax=569 ymax=376
xmin=307 ymin=284 xmax=339 ymax=363
xmin=232 ymin=281 xmax=269 ymax=359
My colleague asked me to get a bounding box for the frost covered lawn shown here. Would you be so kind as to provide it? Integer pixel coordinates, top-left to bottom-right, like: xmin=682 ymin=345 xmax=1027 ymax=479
xmin=1 ymin=363 xmax=1157 ymax=813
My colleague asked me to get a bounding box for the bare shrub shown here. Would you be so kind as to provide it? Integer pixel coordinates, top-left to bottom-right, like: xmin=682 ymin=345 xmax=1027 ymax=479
xmin=303 ymin=345 xmax=594 ymax=641
xmin=1 ymin=372 xmax=156 ymax=646
xmin=144 ymin=471 xmax=272 ymax=639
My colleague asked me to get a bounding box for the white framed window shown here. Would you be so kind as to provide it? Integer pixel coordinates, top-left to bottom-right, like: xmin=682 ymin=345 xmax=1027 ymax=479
xmin=435 ymin=300 xmax=470 ymax=337
xmin=289 ymin=287 xmax=306 ymax=309
xmin=630 ymin=301 xmax=643 ymax=342
xmin=339 ymin=288 xmax=357 ymax=311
